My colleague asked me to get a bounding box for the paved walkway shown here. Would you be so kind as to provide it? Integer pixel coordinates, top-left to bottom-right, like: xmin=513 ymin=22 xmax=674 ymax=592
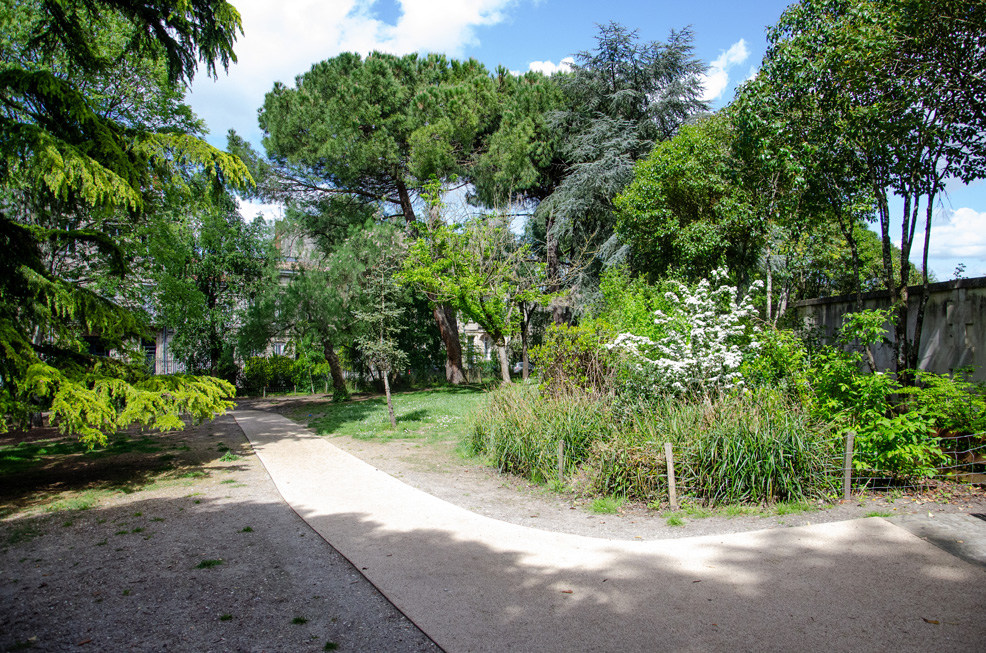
xmin=234 ymin=410 xmax=986 ymax=652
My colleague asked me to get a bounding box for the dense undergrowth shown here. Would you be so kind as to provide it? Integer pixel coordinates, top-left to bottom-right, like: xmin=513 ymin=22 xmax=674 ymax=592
xmin=470 ymin=385 xmax=839 ymax=506
xmin=470 ymin=269 xmax=986 ymax=508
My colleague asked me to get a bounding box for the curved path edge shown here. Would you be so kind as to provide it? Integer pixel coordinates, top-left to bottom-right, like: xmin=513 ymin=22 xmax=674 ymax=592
xmin=234 ymin=409 xmax=986 ymax=652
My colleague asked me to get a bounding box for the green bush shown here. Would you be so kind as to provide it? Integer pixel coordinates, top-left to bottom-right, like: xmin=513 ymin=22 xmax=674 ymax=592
xmin=802 ymin=312 xmax=964 ymax=479
xmin=589 ymin=438 xmax=666 ymax=500
xmin=740 ymin=324 xmax=810 ymax=399
xmin=243 ymin=355 xmax=295 ymax=393
xmin=531 ymin=323 xmax=615 ymax=395
xmin=908 ymin=369 xmax=986 ymax=437
xmin=682 ymin=391 xmax=837 ymax=505
xmin=595 ymin=266 xmax=680 ymax=342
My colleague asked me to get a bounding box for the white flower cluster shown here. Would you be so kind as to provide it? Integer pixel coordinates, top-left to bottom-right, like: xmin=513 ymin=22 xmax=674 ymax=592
xmin=608 ymin=269 xmax=761 ymax=394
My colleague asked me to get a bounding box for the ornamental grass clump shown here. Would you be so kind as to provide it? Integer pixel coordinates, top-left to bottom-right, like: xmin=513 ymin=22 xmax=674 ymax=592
xmin=679 ymin=391 xmax=839 ymax=505
xmin=470 ymin=384 xmax=610 ymax=482
xmin=471 ymin=384 xmax=835 ymax=505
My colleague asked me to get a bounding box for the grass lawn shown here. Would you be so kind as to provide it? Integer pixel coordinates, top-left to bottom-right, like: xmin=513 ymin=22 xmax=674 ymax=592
xmin=299 ymin=386 xmax=489 ymax=444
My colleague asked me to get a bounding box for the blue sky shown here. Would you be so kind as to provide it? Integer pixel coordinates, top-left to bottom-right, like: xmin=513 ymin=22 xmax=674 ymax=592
xmin=187 ymin=0 xmax=986 ymax=280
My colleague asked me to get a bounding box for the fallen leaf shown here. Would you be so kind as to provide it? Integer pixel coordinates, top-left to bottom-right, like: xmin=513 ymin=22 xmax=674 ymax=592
xmin=922 ymin=618 xmax=940 ymax=625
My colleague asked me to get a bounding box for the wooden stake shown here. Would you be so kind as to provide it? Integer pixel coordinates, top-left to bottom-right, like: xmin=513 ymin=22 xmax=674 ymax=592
xmin=664 ymin=442 xmax=678 ymax=511
xmin=843 ymin=431 xmax=855 ymax=501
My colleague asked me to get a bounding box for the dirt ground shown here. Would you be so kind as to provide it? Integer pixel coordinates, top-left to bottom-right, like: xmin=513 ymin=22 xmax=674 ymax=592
xmin=0 ymin=411 xmax=438 ymax=653
xmin=2 ymin=395 xmax=985 ymax=652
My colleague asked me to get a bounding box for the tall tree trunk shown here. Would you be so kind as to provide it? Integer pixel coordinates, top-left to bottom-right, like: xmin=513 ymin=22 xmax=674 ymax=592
xmin=520 ymin=305 xmax=531 ymax=381
xmin=871 ymin=164 xmax=904 ymax=379
xmin=909 ymin=190 xmax=937 ymax=373
xmin=396 ymin=179 xmax=417 ymax=226
xmin=545 ymin=209 xmax=566 ymax=325
xmin=382 ymin=368 xmax=396 ymax=428
xmin=432 ymin=301 xmax=466 ymax=384
xmin=496 ymin=342 xmax=512 ymax=384
xmin=323 ymin=340 xmax=348 ymax=400
xmin=895 ymin=193 xmax=920 ymax=384
xmin=765 ymin=244 xmax=773 ymax=323
xmin=777 ymin=286 xmax=789 ymax=323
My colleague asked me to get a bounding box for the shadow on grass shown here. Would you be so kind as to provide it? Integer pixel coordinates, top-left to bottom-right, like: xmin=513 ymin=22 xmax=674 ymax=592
xmin=306 ymin=399 xmax=387 ymax=437
xmin=302 ymin=387 xmax=489 ymax=441
xmin=0 ymin=414 xmax=249 ymax=516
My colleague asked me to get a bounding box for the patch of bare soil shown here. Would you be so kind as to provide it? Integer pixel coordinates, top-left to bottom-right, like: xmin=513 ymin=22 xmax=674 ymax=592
xmin=0 ymin=412 xmax=438 ymax=653
xmin=265 ymin=397 xmax=986 ymax=542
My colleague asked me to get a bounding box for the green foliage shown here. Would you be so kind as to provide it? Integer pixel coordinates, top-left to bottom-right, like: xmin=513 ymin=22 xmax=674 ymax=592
xmin=907 ymin=369 xmax=986 ymax=436
xmin=469 ymin=384 xmax=611 ymax=483
xmin=195 ymin=559 xmax=223 ymax=569
xmin=531 ymin=324 xmax=615 ymax=395
xmin=588 ymin=496 xmax=624 ymax=514
xmin=606 ymin=269 xmax=761 ymax=396
xmin=151 ymin=184 xmax=276 ymax=379
xmin=400 ymin=205 xmax=554 ymax=382
xmin=354 ymin=235 xmax=410 ymax=376
xmin=683 ymin=391 xmax=836 ymax=505
xmin=0 ymin=0 xmax=247 ymax=438
xmin=541 ymin=22 xmax=709 ymax=275
xmin=589 ymin=436 xmax=666 ymax=501
xmin=665 ymin=513 xmax=685 ymax=527
xmin=470 ymin=70 xmax=565 ymax=206
xmin=259 ymin=51 xmax=499 ymax=219
xmin=470 ymin=384 xmax=835 ymax=505
xmin=753 ymin=0 xmax=986 ymax=375
xmin=739 ymin=325 xmax=810 ymax=399
xmin=290 ymin=337 xmax=331 ymax=393
xmin=17 ymin=361 xmax=234 ymax=447
xmin=804 ymin=314 xmax=946 ymax=477
xmin=594 ymin=266 xmax=676 ymax=342
xmin=614 ymin=115 xmax=764 ymax=281
xmin=243 ymin=356 xmax=295 ymax=393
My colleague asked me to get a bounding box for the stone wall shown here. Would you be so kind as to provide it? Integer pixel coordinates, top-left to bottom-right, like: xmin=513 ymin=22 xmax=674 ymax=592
xmin=794 ymin=276 xmax=986 ymax=382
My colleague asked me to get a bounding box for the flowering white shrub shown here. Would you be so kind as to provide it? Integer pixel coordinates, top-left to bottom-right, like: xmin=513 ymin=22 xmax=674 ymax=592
xmin=608 ymin=269 xmax=761 ymax=394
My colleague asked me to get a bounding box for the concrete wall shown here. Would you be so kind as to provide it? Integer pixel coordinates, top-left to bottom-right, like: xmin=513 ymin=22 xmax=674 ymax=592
xmin=794 ymin=276 xmax=986 ymax=382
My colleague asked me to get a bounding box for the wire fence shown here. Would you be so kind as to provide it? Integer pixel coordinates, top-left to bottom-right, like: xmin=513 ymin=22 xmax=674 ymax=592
xmin=544 ymin=427 xmax=986 ymax=508
xmin=845 ymin=431 xmax=986 ymax=492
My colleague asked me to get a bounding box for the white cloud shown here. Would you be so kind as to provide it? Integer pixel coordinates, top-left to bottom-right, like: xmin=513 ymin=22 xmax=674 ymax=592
xmin=237 ymin=198 xmax=284 ymax=224
xmin=526 ymin=56 xmax=574 ymax=76
xmin=917 ymin=208 xmax=986 ymax=261
xmin=188 ymin=0 xmax=519 ymax=146
xmin=699 ymin=39 xmax=749 ymax=103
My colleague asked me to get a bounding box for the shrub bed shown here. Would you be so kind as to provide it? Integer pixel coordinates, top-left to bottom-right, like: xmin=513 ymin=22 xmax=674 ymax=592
xmin=470 ymin=384 xmax=838 ymax=506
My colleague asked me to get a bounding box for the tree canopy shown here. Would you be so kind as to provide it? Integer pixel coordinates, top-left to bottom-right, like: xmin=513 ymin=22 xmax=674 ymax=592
xmin=1 ymin=0 xmax=250 ymax=442
xmin=749 ymin=0 xmax=986 ymax=376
